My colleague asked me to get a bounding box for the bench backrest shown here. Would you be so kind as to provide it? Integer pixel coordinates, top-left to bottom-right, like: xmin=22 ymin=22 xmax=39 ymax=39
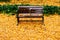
xmin=17 ymin=6 xmax=43 ymax=14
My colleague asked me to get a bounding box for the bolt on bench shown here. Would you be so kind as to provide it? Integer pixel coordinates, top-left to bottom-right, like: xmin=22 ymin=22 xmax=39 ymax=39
xmin=16 ymin=6 xmax=44 ymax=25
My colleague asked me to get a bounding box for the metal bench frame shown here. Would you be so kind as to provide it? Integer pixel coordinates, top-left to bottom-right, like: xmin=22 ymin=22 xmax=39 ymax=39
xmin=16 ymin=6 xmax=44 ymax=25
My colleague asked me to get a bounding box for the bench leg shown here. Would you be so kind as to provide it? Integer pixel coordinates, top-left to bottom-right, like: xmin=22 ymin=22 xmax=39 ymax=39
xmin=17 ymin=17 xmax=19 ymax=25
xmin=42 ymin=16 xmax=45 ymax=25
xmin=16 ymin=12 xmax=19 ymax=26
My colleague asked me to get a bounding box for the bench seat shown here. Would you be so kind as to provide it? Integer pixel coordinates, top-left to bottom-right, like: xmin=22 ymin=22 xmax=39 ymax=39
xmin=18 ymin=13 xmax=43 ymax=17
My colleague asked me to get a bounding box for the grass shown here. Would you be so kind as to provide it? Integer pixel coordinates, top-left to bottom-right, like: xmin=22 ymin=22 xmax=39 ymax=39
xmin=0 ymin=4 xmax=60 ymax=15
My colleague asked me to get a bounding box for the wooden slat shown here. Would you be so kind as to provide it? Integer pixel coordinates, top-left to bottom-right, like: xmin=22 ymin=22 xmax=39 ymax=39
xmin=18 ymin=16 xmax=43 ymax=18
xmin=19 ymin=20 xmax=43 ymax=22
xmin=18 ymin=13 xmax=43 ymax=17
xmin=18 ymin=6 xmax=43 ymax=8
xmin=18 ymin=13 xmax=30 ymax=16
xmin=19 ymin=18 xmax=42 ymax=20
xmin=30 ymin=13 xmax=43 ymax=16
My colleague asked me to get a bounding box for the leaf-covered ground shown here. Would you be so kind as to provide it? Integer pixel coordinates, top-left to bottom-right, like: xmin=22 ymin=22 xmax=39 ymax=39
xmin=0 ymin=0 xmax=60 ymax=6
xmin=0 ymin=0 xmax=60 ymax=40
xmin=0 ymin=14 xmax=60 ymax=40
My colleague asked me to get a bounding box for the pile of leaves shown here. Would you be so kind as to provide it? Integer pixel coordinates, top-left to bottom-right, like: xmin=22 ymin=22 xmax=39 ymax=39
xmin=0 ymin=4 xmax=60 ymax=15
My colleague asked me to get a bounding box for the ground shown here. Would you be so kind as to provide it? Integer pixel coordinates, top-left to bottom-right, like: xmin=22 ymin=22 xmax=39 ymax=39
xmin=0 ymin=14 xmax=60 ymax=40
xmin=0 ymin=0 xmax=60 ymax=40
xmin=0 ymin=0 xmax=60 ymax=6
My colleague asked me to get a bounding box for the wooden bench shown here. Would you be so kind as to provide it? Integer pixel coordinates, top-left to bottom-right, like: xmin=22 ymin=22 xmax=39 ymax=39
xmin=16 ymin=6 xmax=44 ymax=25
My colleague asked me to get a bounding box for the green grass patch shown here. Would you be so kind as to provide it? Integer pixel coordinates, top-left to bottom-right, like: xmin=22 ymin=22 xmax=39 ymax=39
xmin=0 ymin=0 xmax=10 ymax=2
xmin=0 ymin=4 xmax=60 ymax=15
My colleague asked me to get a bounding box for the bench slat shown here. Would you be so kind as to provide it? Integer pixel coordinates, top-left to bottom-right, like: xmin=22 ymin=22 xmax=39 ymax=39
xmin=18 ymin=13 xmax=43 ymax=16
xmin=19 ymin=20 xmax=43 ymax=22
xmin=18 ymin=16 xmax=43 ymax=18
